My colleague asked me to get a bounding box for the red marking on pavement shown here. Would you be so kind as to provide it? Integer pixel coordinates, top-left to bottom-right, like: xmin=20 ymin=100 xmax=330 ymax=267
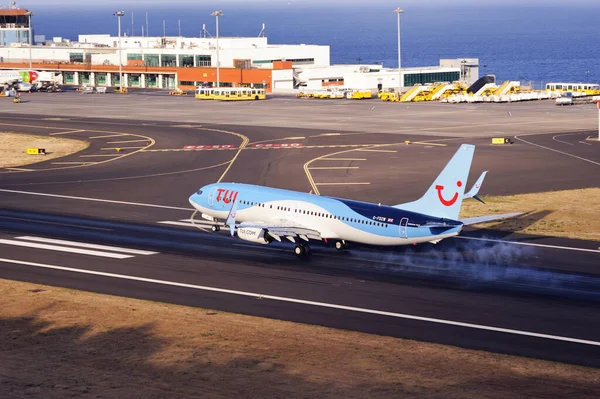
xmin=183 ymin=145 xmax=234 ymax=150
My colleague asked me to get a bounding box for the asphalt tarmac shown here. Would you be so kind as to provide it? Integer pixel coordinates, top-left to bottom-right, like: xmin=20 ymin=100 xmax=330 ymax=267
xmin=1 ymin=97 xmax=599 ymax=367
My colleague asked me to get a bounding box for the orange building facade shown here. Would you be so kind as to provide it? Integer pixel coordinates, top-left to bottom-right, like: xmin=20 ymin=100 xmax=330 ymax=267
xmin=0 ymin=60 xmax=291 ymax=92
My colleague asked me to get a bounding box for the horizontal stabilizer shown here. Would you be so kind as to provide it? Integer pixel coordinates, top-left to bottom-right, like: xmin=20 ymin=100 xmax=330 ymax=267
xmin=464 ymin=171 xmax=487 ymax=201
xmin=460 ymin=212 xmax=523 ymax=226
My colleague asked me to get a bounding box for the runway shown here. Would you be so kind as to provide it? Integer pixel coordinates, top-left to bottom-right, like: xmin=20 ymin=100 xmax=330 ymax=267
xmin=1 ymin=104 xmax=599 ymax=367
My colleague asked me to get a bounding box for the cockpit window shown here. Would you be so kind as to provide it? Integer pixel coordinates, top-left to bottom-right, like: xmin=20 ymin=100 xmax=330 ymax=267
xmin=196 ymin=190 xmax=203 ymax=195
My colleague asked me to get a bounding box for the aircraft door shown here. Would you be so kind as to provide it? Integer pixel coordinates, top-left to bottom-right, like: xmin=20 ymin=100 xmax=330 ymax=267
xmin=207 ymin=187 xmax=217 ymax=207
xmin=399 ymin=217 xmax=408 ymax=239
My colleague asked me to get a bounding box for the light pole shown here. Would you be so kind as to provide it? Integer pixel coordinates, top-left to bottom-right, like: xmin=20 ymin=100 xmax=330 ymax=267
xmin=114 ymin=10 xmax=125 ymax=90
xmin=25 ymin=11 xmax=33 ymax=70
xmin=211 ymin=10 xmax=223 ymax=88
xmin=393 ymin=7 xmax=403 ymax=92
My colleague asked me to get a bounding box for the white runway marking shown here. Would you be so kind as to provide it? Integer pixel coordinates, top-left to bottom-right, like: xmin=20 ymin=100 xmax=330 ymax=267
xmin=0 ymin=189 xmax=193 ymax=211
xmin=16 ymin=236 xmax=158 ymax=255
xmin=516 ymin=135 xmax=600 ymax=166
xmin=552 ymin=135 xmax=574 ymax=146
xmin=456 ymin=236 xmax=600 ymax=253
xmin=1 ymin=257 xmax=599 ymax=347
xmin=0 ymin=239 xmax=133 ymax=259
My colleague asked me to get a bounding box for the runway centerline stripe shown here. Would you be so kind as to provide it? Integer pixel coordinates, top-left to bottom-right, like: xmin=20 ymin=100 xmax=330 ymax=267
xmin=1 ymin=257 xmax=599 ymax=347
xmin=456 ymin=236 xmax=600 ymax=253
xmin=16 ymin=236 xmax=158 ymax=255
xmin=0 ymin=189 xmax=193 ymax=211
xmin=0 ymin=240 xmax=133 ymax=259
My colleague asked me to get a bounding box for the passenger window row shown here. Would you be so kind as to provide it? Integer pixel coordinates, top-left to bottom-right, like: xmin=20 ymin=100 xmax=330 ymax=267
xmin=239 ymin=201 xmax=389 ymax=228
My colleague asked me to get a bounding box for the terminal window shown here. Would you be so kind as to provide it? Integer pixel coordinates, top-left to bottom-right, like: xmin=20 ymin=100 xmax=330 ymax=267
xmin=179 ymin=55 xmax=194 ymax=68
xmin=69 ymin=53 xmax=84 ymax=63
xmin=127 ymin=53 xmax=143 ymax=61
xmin=161 ymin=55 xmax=177 ymax=67
xmin=144 ymin=54 xmax=160 ymax=67
xmin=196 ymin=55 xmax=211 ymax=67
xmin=404 ymin=71 xmax=460 ymax=86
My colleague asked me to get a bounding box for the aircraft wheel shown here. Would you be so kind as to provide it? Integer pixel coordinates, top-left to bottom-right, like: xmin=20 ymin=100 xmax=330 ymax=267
xmin=294 ymin=244 xmax=306 ymax=257
xmin=303 ymin=244 xmax=311 ymax=255
xmin=335 ymin=240 xmax=347 ymax=251
xmin=211 ymin=225 xmax=220 ymax=232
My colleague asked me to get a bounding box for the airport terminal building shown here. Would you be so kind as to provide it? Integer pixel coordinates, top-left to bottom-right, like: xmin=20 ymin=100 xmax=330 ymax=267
xmin=0 ymin=7 xmax=479 ymax=92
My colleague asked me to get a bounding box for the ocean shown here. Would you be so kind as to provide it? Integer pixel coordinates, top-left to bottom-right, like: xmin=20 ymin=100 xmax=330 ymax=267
xmin=27 ymin=2 xmax=600 ymax=87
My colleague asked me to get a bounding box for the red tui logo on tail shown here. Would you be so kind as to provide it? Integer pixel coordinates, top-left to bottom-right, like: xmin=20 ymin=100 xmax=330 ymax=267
xmin=435 ymin=181 xmax=462 ymax=207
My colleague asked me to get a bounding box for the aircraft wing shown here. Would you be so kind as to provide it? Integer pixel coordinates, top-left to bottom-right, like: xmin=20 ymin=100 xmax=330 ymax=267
xmin=238 ymin=221 xmax=323 ymax=242
xmin=460 ymin=212 xmax=523 ymax=226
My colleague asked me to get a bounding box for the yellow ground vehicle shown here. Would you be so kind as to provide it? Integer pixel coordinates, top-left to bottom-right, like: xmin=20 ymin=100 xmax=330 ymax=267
xmin=195 ymin=87 xmax=215 ymax=100
xmin=379 ymin=91 xmax=401 ymax=102
xmin=213 ymin=87 xmax=266 ymax=101
xmin=115 ymin=87 xmax=128 ymax=94
xmin=170 ymin=88 xmax=188 ymax=96
xmin=545 ymin=83 xmax=600 ymax=96
xmin=346 ymin=90 xmax=372 ymax=100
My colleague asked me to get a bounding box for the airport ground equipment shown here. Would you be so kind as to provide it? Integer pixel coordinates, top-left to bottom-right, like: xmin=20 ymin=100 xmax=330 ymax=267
xmin=546 ymin=83 xmax=600 ymax=97
xmin=26 ymin=148 xmax=45 ymax=154
xmin=346 ymin=90 xmax=372 ymax=100
xmin=212 ymin=87 xmax=266 ymax=101
xmin=170 ymin=88 xmax=188 ymax=96
xmin=555 ymin=92 xmax=574 ymax=106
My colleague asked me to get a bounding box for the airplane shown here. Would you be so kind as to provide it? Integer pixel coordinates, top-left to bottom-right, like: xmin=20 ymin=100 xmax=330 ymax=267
xmin=1 ymin=70 xmax=39 ymax=93
xmin=188 ymin=144 xmax=521 ymax=257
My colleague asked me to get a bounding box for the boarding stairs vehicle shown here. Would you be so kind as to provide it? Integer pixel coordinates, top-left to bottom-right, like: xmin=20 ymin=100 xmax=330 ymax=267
xmin=493 ymin=81 xmax=520 ymax=96
xmin=430 ymin=83 xmax=455 ymax=101
xmin=401 ymin=84 xmax=437 ymax=102
xmin=474 ymin=83 xmax=498 ymax=97
xmin=400 ymin=84 xmax=425 ymax=102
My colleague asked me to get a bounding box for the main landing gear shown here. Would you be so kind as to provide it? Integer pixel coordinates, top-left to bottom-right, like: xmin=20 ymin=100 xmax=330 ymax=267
xmin=211 ymin=225 xmax=221 ymax=232
xmin=294 ymin=243 xmax=311 ymax=257
xmin=335 ymin=240 xmax=349 ymax=251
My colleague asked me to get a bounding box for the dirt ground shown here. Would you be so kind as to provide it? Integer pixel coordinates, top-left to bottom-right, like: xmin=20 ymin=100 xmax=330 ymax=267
xmin=1 ymin=280 xmax=599 ymax=399
xmin=460 ymin=188 xmax=600 ymax=242
xmin=0 ymin=132 xmax=89 ymax=168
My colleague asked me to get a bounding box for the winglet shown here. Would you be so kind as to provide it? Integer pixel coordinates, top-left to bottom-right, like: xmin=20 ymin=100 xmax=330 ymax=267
xmin=464 ymin=171 xmax=487 ymax=203
xmin=225 ymin=198 xmax=239 ymax=237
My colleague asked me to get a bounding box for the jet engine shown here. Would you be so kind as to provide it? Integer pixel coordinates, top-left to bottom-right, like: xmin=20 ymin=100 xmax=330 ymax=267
xmin=237 ymin=227 xmax=273 ymax=244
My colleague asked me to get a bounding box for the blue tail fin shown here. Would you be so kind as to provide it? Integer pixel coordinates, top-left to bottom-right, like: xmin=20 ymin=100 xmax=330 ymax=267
xmin=394 ymin=144 xmax=475 ymax=220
